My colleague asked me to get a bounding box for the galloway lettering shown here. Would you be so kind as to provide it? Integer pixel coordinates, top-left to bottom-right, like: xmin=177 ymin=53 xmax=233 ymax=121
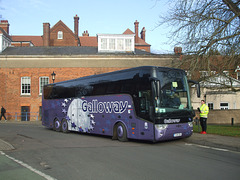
xmin=81 ymin=99 xmax=128 ymax=114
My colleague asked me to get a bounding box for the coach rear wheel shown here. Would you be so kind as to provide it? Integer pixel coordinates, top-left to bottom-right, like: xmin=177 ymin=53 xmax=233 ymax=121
xmin=53 ymin=118 xmax=61 ymax=132
xmin=116 ymin=123 xmax=128 ymax=142
xmin=61 ymin=119 xmax=69 ymax=133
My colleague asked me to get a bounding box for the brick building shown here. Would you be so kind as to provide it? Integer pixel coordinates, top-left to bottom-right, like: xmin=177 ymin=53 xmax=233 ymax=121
xmin=1 ymin=15 xmax=150 ymax=51
xmin=0 ymin=16 xmax=178 ymax=120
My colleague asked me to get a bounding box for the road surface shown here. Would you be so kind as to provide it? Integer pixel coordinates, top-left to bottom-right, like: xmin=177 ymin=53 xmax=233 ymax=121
xmin=0 ymin=123 xmax=239 ymax=180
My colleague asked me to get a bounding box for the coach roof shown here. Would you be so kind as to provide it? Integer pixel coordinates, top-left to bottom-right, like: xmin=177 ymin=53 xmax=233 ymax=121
xmin=50 ymin=66 xmax=184 ymax=87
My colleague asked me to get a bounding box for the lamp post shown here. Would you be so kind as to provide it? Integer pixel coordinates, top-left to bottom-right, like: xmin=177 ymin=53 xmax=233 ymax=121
xmin=51 ymin=71 xmax=56 ymax=83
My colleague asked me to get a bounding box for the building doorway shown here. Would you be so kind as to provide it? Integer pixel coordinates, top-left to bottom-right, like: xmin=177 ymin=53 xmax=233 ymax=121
xmin=21 ymin=106 xmax=30 ymax=121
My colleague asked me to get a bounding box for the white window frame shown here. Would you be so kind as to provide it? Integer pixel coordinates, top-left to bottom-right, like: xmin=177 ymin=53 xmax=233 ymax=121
xmin=101 ymin=38 xmax=107 ymax=50
xmin=0 ymin=34 xmax=11 ymax=52
xmin=117 ymin=39 xmax=124 ymax=51
xmin=109 ymin=38 xmax=115 ymax=50
xmin=58 ymin=31 xmax=63 ymax=39
xmin=21 ymin=77 xmax=31 ymax=95
xmin=97 ymin=34 xmax=135 ymax=52
xmin=125 ymin=39 xmax=132 ymax=51
xmin=220 ymin=102 xmax=229 ymax=110
xmin=39 ymin=77 xmax=49 ymax=95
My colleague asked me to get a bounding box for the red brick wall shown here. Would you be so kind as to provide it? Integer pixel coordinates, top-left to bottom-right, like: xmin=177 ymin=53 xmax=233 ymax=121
xmin=0 ymin=72 xmax=7 ymax=108
xmin=50 ymin=23 xmax=78 ymax=46
xmin=50 ymin=30 xmax=78 ymax=46
xmin=135 ymin=46 xmax=150 ymax=52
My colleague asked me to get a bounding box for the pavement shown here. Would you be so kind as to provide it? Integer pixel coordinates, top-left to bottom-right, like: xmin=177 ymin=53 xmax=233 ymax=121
xmin=0 ymin=139 xmax=15 ymax=151
xmin=0 ymin=120 xmax=240 ymax=152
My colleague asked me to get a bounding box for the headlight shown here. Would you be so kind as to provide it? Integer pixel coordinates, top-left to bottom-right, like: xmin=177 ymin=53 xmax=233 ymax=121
xmin=188 ymin=122 xmax=193 ymax=127
xmin=155 ymin=124 xmax=168 ymax=130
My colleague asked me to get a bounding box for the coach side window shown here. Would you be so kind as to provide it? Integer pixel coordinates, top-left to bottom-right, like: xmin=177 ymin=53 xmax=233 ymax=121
xmin=92 ymin=83 xmax=107 ymax=95
xmin=135 ymin=80 xmax=153 ymax=121
xmin=106 ymin=82 xmax=121 ymax=94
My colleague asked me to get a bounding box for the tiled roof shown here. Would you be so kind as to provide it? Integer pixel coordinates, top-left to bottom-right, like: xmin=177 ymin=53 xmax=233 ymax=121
xmin=0 ymin=46 xmax=155 ymax=55
xmin=11 ymin=36 xmax=43 ymax=46
xmin=79 ymin=36 xmax=97 ymax=47
xmin=123 ymin=28 xmax=134 ymax=34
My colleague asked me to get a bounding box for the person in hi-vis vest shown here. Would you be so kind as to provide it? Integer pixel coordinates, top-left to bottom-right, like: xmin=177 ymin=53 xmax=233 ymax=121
xmin=198 ymin=100 xmax=209 ymax=134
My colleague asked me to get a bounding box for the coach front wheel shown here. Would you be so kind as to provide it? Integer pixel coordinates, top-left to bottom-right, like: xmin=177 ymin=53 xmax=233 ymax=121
xmin=116 ymin=123 xmax=128 ymax=142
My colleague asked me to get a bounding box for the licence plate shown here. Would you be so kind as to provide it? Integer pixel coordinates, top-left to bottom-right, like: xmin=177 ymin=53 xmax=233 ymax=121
xmin=174 ymin=133 xmax=182 ymax=137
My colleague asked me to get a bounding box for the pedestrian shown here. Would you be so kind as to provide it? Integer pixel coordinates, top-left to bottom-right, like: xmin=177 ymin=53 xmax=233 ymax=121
xmin=0 ymin=106 xmax=7 ymax=121
xmin=198 ymin=100 xmax=209 ymax=134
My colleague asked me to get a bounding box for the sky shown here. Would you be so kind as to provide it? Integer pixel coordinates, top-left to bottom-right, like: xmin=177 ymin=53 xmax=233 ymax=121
xmin=0 ymin=0 xmax=176 ymax=54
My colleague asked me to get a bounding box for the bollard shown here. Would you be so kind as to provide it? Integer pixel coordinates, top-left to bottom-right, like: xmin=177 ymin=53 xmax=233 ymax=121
xmin=231 ymin=118 xmax=234 ymax=126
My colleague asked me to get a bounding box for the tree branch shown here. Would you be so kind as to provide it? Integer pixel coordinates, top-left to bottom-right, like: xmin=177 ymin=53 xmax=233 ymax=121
xmin=222 ymin=0 xmax=240 ymax=19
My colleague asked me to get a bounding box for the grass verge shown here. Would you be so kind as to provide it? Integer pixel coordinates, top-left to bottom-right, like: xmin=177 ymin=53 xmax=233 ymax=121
xmin=193 ymin=124 xmax=240 ymax=137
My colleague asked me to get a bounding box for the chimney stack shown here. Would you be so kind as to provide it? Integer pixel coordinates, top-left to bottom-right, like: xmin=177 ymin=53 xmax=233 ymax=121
xmin=0 ymin=20 xmax=10 ymax=34
xmin=43 ymin=23 xmax=50 ymax=46
xmin=74 ymin=15 xmax=79 ymax=38
xmin=82 ymin=30 xmax=89 ymax=36
xmin=134 ymin=20 xmax=139 ymax=43
xmin=140 ymin=27 xmax=146 ymax=41
xmin=174 ymin=47 xmax=182 ymax=55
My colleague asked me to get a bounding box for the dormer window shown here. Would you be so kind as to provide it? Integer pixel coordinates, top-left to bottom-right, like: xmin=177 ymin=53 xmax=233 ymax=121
xmin=125 ymin=39 xmax=132 ymax=51
xmin=98 ymin=34 xmax=135 ymax=53
xmin=100 ymin=38 xmax=107 ymax=50
xmin=109 ymin=39 xmax=115 ymax=50
xmin=58 ymin=31 xmax=63 ymax=39
xmin=117 ymin=39 xmax=124 ymax=50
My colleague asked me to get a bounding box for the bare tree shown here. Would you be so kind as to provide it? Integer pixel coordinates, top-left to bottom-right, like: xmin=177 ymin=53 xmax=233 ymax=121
xmin=159 ymin=0 xmax=240 ymax=55
xmin=158 ymin=0 xmax=240 ymax=90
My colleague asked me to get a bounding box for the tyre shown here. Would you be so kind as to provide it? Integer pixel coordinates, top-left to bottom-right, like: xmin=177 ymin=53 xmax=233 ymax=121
xmin=61 ymin=119 xmax=69 ymax=133
xmin=116 ymin=122 xmax=128 ymax=142
xmin=53 ymin=118 xmax=61 ymax=132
